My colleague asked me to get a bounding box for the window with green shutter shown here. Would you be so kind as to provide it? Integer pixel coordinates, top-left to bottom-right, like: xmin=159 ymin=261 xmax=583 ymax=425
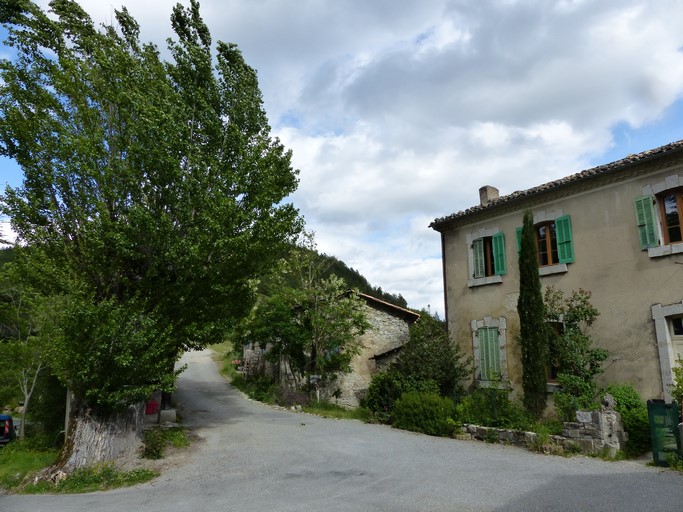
xmin=634 ymin=195 xmax=658 ymax=249
xmin=472 ymin=234 xmax=506 ymax=278
xmin=478 ymin=327 xmax=500 ymax=380
xmin=516 ymin=216 xmax=575 ymax=267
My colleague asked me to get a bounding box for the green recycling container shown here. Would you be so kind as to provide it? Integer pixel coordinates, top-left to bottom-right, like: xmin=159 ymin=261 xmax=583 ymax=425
xmin=647 ymin=399 xmax=681 ymax=467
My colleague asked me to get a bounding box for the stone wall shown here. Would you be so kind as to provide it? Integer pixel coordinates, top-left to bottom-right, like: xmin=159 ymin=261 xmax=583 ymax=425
xmin=461 ymin=409 xmax=626 ymax=456
xmin=330 ymin=305 xmax=412 ymax=408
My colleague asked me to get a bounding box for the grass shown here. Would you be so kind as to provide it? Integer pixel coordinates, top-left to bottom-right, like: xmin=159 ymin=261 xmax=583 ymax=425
xmin=303 ymin=401 xmax=370 ymax=421
xmin=143 ymin=426 xmax=190 ymax=459
xmin=1 ymin=424 xmax=188 ymax=493
xmin=0 ymin=442 xmax=58 ymax=490
xmin=22 ymin=465 xmax=159 ymax=494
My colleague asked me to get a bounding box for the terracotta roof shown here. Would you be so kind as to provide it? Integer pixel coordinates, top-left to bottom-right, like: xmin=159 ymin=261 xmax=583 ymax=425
xmin=430 ymin=139 xmax=683 ymax=230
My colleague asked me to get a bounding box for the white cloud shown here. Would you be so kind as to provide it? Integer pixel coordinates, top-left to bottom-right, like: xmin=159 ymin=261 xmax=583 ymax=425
xmin=0 ymin=221 xmax=17 ymax=247
xmin=6 ymin=0 xmax=683 ymax=314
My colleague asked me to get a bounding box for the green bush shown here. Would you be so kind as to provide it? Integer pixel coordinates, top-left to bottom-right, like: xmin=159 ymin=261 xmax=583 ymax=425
xmin=605 ymin=384 xmax=651 ymax=456
xmin=143 ymin=428 xmax=166 ymax=459
xmin=365 ymin=371 xmax=439 ymax=423
xmin=456 ymin=386 xmax=531 ymax=430
xmin=554 ymin=373 xmax=600 ymax=422
xmin=392 ymin=391 xmax=455 ymax=437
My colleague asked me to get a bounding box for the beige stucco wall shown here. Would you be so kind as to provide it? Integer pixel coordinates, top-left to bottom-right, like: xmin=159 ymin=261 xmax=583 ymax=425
xmin=332 ymin=305 xmax=412 ymax=408
xmin=440 ymin=159 xmax=683 ymax=403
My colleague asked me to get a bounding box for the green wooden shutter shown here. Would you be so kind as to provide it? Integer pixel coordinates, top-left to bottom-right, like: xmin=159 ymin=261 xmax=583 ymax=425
xmin=515 ymin=227 xmax=522 ymax=254
xmin=472 ymin=238 xmax=485 ymax=278
xmin=479 ymin=327 xmax=500 ymax=380
xmin=492 ymin=232 xmax=506 ymax=275
xmin=556 ymin=215 xmax=575 ymax=263
xmin=634 ymin=195 xmax=657 ymax=249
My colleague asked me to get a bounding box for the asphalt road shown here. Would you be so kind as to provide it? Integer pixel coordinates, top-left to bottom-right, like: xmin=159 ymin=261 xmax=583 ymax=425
xmin=3 ymin=349 xmax=683 ymax=512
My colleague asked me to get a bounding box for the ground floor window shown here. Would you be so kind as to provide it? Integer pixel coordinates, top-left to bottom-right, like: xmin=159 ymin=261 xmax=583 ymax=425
xmin=471 ymin=317 xmax=508 ymax=382
xmin=652 ymin=302 xmax=683 ymax=402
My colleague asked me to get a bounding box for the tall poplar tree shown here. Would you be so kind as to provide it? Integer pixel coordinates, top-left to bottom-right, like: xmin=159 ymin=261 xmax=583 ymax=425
xmin=0 ymin=0 xmax=301 ymax=473
xmin=517 ymin=209 xmax=548 ymax=418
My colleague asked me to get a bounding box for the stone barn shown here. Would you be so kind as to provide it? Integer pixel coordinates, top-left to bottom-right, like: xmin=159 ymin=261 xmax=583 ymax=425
xmin=333 ymin=293 xmax=420 ymax=408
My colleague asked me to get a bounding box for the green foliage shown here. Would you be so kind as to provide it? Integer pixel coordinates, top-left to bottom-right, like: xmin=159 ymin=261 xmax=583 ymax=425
xmin=0 ymin=0 xmax=302 ymax=417
xmin=0 ymin=263 xmax=60 ymax=438
xmin=365 ymin=372 xmax=405 ymax=422
xmin=392 ymin=310 xmax=469 ymax=399
xmin=670 ymin=356 xmax=683 ymax=416
xmin=364 ymin=310 xmax=468 ymax=423
xmin=456 ymin=385 xmax=531 ymax=430
xmin=392 ymin=391 xmax=456 ymax=437
xmin=236 ymin=232 xmax=369 ymax=387
xmin=545 ymin=287 xmax=607 ymax=420
xmin=517 ymin=209 xmax=548 ymax=418
xmin=230 ymin=374 xmax=279 ymax=404
xmin=605 ymin=384 xmax=651 ymax=456
xmin=365 ymin=371 xmax=439 ymax=423
xmin=554 ymin=374 xmax=599 ymax=421
xmin=142 ymin=428 xmax=166 ymax=460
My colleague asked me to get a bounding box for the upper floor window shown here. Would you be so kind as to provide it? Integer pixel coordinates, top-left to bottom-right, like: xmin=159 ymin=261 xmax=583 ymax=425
xmin=536 ymin=221 xmax=558 ymax=266
xmin=516 ymin=214 xmax=574 ymax=271
xmin=473 ymin=233 xmax=506 ymax=278
xmin=635 ymin=175 xmax=683 ymax=257
xmin=467 ymin=229 xmax=506 ymax=287
xmin=659 ymin=188 xmax=683 ymax=245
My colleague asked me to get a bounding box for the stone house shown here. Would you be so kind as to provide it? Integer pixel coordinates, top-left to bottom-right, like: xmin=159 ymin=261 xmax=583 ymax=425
xmin=430 ymin=140 xmax=683 ymax=404
xmin=333 ymin=293 xmax=420 ymax=408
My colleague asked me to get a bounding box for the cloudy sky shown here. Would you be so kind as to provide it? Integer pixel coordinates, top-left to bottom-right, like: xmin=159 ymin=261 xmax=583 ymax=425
xmin=2 ymin=0 xmax=683 ymax=314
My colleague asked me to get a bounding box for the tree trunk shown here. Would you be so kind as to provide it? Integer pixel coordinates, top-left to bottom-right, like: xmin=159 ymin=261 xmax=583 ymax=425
xmin=42 ymin=402 xmax=144 ymax=480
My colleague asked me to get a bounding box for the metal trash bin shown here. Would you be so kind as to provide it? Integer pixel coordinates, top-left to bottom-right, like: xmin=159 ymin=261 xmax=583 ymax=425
xmin=647 ymin=399 xmax=681 ymax=466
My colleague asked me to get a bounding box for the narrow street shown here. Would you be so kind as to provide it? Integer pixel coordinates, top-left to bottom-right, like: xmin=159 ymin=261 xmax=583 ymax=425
xmin=3 ymin=349 xmax=683 ymax=512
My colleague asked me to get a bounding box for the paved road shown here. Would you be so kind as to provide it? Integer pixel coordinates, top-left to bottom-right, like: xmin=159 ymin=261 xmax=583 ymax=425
xmin=3 ymin=349 xmax=683 ymax=512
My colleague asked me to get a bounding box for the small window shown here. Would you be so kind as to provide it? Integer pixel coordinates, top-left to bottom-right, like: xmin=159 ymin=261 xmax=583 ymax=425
xmin=658 ymin=189 xmax=683 ymax=245
xmin=473 ymin=233 xmax=506 ymax=278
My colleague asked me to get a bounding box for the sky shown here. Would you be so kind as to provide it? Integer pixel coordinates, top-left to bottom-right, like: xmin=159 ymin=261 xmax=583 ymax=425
xmin=2 ymin=0 xmax=683 ymax=315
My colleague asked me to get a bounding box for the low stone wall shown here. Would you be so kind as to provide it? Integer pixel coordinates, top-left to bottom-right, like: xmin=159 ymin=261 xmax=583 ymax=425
xmin=460 ymin=409 xmax=626 ymax=456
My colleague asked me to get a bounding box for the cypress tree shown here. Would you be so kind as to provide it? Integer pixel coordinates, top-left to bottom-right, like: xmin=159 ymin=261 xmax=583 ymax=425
xmin=517 ymin=209 xmax=548 ymax=418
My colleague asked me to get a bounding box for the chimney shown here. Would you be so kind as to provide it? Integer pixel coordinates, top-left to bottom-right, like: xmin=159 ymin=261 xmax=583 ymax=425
xmin=479 ymin=185 xmax=499 ymax=206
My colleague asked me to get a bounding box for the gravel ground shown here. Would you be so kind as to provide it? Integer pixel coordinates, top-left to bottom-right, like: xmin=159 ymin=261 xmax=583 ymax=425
xmin=3 ymin=349 xmax=683 ymax=512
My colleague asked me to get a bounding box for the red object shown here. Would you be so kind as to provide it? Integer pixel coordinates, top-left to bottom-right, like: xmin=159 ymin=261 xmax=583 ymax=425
xmin=145 ymin=399 xmax=159 ymax=415
xmin=3 ymin=421 xmax=8 ymax=435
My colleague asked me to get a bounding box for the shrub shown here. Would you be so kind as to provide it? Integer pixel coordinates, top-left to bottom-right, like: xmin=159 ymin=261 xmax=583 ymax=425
xmin=392 ymin=391 xmax=455 ymax=436
xmin=143 ymin=428 xmax=166 ymax=460
xmin=365 ymin=371 xmax=439 ymax=423
xmin=554 ymin=373 xmax=600 ymax=422
xmin=605 ymin=384 xmax=651 ymax=456
xmin=456 ymin=386 xmax=531 ymax=430
xmin=391 ymin=311 xmax=469 ymax=399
